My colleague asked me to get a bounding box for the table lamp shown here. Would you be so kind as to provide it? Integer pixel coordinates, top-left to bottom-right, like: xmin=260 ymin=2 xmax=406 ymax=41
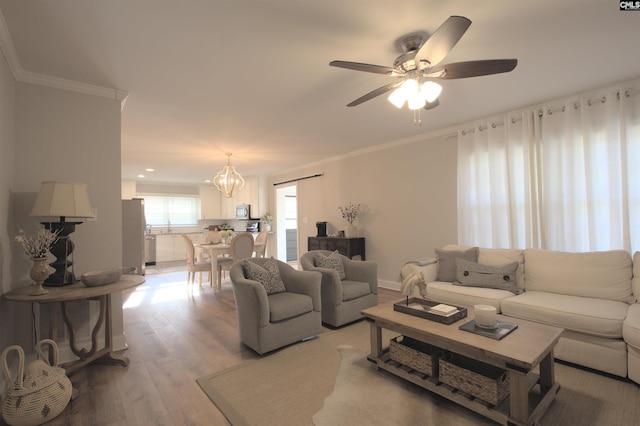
xmin=30 ymin=181 xmax=95 ymax=286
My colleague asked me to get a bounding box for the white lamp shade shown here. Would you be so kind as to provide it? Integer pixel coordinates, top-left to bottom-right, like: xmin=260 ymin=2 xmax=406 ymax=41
xmin=30 ymin=181 xmax=95 ymax=218
xmin=407 ymin=92 xmax=426 ymax=110
xmin=420 ymin=81 xmax=443 ymax=103
xmin=387 ymin=88 xmax=406 ymax=108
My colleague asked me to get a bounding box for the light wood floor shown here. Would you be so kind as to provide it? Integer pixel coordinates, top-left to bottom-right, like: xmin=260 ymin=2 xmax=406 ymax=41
xmin=18 ymin=266 xmax=400 ymax=426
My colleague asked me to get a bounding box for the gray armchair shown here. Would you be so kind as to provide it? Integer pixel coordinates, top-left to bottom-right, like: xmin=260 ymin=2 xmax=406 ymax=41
xmin=229 ymin=258 xmax=322 ymax=355
xmin=300 ymin=250 xmax=378 ymax=327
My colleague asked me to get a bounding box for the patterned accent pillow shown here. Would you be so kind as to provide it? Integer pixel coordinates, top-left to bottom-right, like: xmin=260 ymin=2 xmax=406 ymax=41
xmin=242 ymin=259 xmax=286 ymax=295
xmin=315 ymin=250 xmax=346 ymax=280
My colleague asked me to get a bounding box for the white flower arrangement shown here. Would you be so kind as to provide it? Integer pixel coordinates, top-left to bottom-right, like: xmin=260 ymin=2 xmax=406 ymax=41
xmin=14 ymin=225 xmax=60 ymax=259
xmin=338 ymin=202 xmax=360 ymax=225
xmin=219 ymin=230 xmax=235 ymax=241
xmin=260 ymin=213 xmax=273 ymax=225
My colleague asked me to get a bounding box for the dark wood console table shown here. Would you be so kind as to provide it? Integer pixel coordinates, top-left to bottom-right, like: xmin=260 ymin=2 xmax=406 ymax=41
xmin=307 ymin=237 xmax=365 ymax=260
xmin=3 ymin=274 xmax=145 ymax=374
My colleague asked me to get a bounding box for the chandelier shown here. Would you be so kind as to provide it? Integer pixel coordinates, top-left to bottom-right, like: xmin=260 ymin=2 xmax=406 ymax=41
xmin=214 ymin=153 xmax=244 ymax=198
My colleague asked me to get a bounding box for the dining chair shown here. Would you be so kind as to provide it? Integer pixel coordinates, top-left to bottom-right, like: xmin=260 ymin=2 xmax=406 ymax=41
xmin=181 ymin=234 xmax=212 ymax=286
xmin=199 ymin=231 xmax=222 ymax=261
xmin=217 ymin=232 xmax=255 ymax=285
xmin=205 ymin=231 xmax=221 ymax=244
xmin=254 ymin=230 xmax=268 ymax=257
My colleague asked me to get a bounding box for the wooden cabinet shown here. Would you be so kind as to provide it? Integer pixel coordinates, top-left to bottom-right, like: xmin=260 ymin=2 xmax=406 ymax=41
xmin=307 ymin=237 xmax=365 ymax=260
xmin=200 ymin=185 xmax=221 ymax=219
xmin=156 ymin=234 xmax=201 ymax=262
xmin=218 ymin=175 xmax=260 ymax=219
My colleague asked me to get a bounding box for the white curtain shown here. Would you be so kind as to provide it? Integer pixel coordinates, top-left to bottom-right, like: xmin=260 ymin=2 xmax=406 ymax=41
xmin=458 ymin=79 xmax=640 ymax=253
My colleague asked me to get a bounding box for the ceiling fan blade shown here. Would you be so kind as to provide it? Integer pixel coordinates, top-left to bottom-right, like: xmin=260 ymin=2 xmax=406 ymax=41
xmin=346 ymin=81 xmax=403 ymax=107
xmin=330 ymin=60 xmax=403 ymax=76
xmin=424 ymin=98 xmax=440 ymax=110
xmin=427 ymin=59 xmax=518 ymax=79
xmin=415 ymin=16 xmax=472 ymax=68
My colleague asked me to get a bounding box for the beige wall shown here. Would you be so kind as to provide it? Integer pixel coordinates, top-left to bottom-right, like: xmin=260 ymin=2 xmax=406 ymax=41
xmin=268 ymin=132 xmax=458 ymax=288
xmin=0 ymin=44 xmax=18 ymax=349
xmin=1 ymin=81 xmax=123 ymax=360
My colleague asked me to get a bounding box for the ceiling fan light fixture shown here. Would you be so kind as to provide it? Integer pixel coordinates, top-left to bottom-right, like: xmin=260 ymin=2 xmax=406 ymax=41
xmin=407 ymin=92 xmax=426 ymax=110
xmin=420 ymin=81 xmax=443 ymax=103
xmin=214 ymin=153 xmax=245 ymax=198
xmin=387 ymin=88 xmax=406 ymax=108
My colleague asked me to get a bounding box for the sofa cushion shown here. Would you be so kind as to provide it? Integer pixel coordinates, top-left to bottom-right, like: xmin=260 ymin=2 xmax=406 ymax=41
xmin=623 ymin=303 xmax=640 ymax=348
xmin=341 ymin=280 xmax=371 ymax=302
xmin=242 ymin=259 xmax=286 ymax=295
xmin=315 ymin=250 xmax=346 ymax=280
xmin=524 ymin=249 xmax=634 ymax=303
xmin=425 ymin=281 xmax=513 ymax=313
xmin=268 ymin=291 xmax=313 ymax=322
xmin=435 ymin=247 xmax=478 ymax=282
xmin=633 ymin=252 xmax=640 ymax=302
xmin=454 ymin=258 xmax=520 ymax=294
xmin=501 ymin=291 xmax=628 ymax=338
xmin=478 ymin=248 xmax=525 ymax=291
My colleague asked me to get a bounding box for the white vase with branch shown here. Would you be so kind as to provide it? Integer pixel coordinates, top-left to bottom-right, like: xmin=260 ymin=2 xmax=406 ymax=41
xmin=14 ymin=225 xmax=60 ymax=295
xmin=339 ymin=202 xmax=360 ymax=238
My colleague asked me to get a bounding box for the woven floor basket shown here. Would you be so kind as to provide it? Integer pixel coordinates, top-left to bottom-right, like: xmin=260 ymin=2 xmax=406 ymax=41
xmin=439 ymin=352 xmax=509 ymax=406
xmin=389 ymin=336 xmax=442 ymax=377
xmin=1 ymin=339 xmax=72 ymax=426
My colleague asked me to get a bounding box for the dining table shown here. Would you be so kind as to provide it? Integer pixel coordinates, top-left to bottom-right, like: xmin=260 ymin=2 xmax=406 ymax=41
xmin=195 ymin=241 xmax=265 ymax=292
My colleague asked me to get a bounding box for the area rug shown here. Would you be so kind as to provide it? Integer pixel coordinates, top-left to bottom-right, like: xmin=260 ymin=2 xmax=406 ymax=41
xmin=197 ymin=321 xmax=640 ymax=426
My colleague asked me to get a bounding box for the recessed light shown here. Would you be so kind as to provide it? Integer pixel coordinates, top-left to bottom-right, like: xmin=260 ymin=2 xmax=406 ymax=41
xmin=205 ymin=179 xmax=211 ymax=183
xmin=138 ymin=174 xmax=145 ymax=178
xmin=145 ymin=168 xmax=155 ymax=172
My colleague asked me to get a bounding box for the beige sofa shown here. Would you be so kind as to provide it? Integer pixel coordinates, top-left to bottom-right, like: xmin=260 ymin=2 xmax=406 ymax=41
xmin=401 ymin=245 xmax=640 ymax=383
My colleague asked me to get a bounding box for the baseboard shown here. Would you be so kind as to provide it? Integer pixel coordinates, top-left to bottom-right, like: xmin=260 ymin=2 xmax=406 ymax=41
xmin=54 ymin=332 xmax=129 ymax=365
xmin=379 ymin=278 xmax=400 ymax=292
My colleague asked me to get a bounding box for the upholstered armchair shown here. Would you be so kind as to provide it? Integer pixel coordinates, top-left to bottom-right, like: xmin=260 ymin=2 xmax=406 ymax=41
xmin=300 ymin=250 xmax=378 ymax=327
xmin=229 ymin=257 xmax=322 ymax=355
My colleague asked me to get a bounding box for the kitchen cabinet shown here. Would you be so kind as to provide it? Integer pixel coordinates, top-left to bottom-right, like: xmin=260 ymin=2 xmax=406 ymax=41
xmin=218 ymin=175 xmax=260 ymax=219
xmin=156 ymin=235 xmax=174 ymax=262
xmin=200 ymin=185 xmax=221 ymax=219
xmin=156 ymin=234 xmax=202 ymax=262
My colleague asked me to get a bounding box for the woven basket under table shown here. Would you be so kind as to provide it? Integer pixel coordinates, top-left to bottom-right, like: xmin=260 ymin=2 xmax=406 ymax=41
xmin=439 ymin=352 xmax=510 ymax=406
xmin=388 ymin=336 xmax=442 ymax=377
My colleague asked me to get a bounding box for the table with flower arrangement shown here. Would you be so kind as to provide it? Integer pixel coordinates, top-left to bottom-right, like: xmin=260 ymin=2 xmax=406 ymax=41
xmin=3 ymin=274 xmax=145 ymax=374
xmin=307 ymin=237 xmax=365 ymax=260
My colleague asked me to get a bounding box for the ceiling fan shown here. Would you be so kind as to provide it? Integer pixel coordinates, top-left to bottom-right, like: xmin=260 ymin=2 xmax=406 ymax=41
xmin=329 ymin=16 xmax=517 ymax=115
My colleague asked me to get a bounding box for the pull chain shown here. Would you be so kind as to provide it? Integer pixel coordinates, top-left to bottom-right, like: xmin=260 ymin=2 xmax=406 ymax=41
xmin=413 ymin=109 xmax=422 ymax=126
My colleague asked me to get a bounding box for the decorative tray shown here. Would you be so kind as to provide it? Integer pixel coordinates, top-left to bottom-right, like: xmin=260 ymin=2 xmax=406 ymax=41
xmin=459 ymin=319 xmax=518 ymax=340
xmin=394 ymin=297 xmax=467 ymax=325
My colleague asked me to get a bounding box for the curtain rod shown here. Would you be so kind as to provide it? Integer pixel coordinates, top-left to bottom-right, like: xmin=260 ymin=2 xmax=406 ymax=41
xmin=273 ymin=173 xmax=323 ymax=186
xmin=460 ymin=88 xmax=640 ymax=135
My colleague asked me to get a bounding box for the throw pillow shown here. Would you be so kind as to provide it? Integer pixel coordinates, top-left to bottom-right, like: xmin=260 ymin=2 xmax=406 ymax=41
xmin=453 ymin=258 xmax=521 ymax=294
xmin=435 ymin=247 xmax=478 ymax=282
xmin=315 ymin=250 xmax=346 ymax=280
xmin=242 ymin=259 xmax=286 ymax=295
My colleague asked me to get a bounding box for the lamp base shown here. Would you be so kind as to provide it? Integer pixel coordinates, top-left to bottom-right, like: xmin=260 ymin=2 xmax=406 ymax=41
xmin=42 ymin=221 xmax=80 ymax=286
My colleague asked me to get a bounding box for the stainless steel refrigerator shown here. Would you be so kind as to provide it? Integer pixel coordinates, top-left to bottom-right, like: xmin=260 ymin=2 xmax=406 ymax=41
xmin=122 ymin=198 xmax=146 ymax=275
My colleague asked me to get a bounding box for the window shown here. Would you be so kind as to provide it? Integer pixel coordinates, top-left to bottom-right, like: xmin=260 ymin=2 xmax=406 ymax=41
xmin=142 ymin=195 xmax=198 ymax=227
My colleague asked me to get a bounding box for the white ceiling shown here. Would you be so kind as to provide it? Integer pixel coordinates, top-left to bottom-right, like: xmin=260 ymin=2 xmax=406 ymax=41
xmin=2 ymin=1 xmax=640 ymax=184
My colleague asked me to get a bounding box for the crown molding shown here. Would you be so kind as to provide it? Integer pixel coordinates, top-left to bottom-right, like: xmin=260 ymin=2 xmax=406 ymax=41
xmin=15 ymin=69 xmax=129 ymax=103
xmin=0 ymin=8 xmax=129 ymax=107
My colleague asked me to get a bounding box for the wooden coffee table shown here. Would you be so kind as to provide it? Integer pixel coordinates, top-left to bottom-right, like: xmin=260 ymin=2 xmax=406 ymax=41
xmin=362 ymin=301 xmax=563 ymax=426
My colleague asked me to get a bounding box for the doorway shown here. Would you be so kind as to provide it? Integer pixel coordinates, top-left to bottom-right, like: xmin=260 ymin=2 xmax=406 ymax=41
xmin=276 ymin=184 xmax=297 ymax=262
